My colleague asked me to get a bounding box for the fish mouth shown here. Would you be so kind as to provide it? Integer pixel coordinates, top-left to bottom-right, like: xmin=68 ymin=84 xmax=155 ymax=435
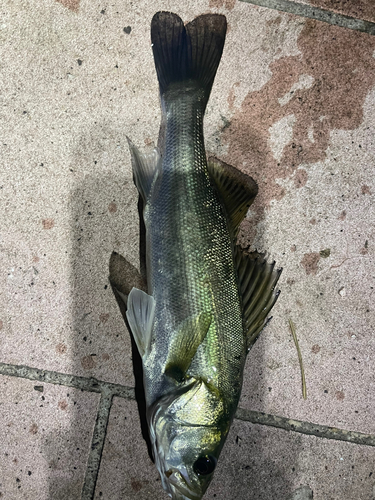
xmin=165 ymin=468 xmax=202 ymax=500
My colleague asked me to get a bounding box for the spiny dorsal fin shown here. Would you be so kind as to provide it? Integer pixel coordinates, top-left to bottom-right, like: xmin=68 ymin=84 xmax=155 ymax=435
xmin=164 ymin=312 xmax=212 ymax=382
xmin=127 ymin=137 xmax=160 ymax=202
xmin=126 ymin=287 xmax=156 ymax=359
xmin=109 ymin=251 xmax=147 ymax=300
xmin=207 ymin=157 xmax=258 ymax=237
xmin=234 ymin=248 xmax=282 ymax=351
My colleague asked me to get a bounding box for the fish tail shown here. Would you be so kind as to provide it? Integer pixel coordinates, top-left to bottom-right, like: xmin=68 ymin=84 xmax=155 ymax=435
xmin=151 ymin=12 xmax=227 ymax=110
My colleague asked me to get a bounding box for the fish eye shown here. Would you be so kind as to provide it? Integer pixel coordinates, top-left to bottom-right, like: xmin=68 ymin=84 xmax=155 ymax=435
xmin=193 ymin=455 xmax=217 ymax=476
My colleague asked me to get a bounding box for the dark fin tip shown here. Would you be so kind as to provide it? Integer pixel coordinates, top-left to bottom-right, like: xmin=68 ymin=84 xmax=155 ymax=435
xmin=151 ymin=12 xmax=227 ymax=105
xmin=109 ymin=251 xmax=147 ymax=296
xmin=151 ymin=12 xmax=186 ymax=95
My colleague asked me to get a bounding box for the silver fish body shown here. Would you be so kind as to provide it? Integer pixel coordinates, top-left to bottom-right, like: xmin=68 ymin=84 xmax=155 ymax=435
xmin=144 ymin=87 xmax=246 ymax=412
xmin=125 ymin=12 xmax=281 ymax=500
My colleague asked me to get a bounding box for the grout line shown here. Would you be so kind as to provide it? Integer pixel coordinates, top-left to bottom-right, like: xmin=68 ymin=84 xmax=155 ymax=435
xmin=239 ymin=0 xmax=375 ymax=35
xmin=0 ymin=363 xmax=127 ymax=500
xmin=2 ymin=361 xmax=375 ymax=451
xmin=0 ymin=362 xmax=135 ymax=399
xmin=235 ymin=407 xmax=375 ymax=447
xmin=81 ymin=391 xmax=113 ymax=500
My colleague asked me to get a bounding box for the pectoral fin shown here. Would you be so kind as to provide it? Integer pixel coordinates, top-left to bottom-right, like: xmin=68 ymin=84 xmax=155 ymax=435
xmin=234 ymin=248 xmax=282 ymax=351
xmin=165 ymin=312 xmax=212 ymax=382
xmin=207 ymin=157 xmax=258 ymax=237
xmin=126 ymin=287 xmax=156 ymax=358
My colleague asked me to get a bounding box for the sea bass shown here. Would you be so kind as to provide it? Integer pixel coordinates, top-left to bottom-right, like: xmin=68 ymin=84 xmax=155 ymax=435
xmin=125 ymin=11 xmax=281 ymax=500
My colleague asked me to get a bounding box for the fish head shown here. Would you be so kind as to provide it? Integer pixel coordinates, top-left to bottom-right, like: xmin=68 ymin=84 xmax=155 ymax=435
xmin=148 ymin=378 xmax=229 ymax=500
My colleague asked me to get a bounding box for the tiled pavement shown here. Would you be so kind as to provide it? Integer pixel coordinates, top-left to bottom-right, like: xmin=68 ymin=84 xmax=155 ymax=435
xmin=1 ymin=0 xmax=375 ymax=499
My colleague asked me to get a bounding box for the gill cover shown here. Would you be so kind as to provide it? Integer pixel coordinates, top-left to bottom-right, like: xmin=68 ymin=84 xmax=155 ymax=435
xmin=149 ymin=379 xmax=228 ymax=500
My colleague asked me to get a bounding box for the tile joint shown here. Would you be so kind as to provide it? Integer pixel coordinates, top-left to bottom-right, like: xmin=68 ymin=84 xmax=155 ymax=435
xmin=239 ymin=0 xmax=375 ymax=35
xmin=2 ymin=360 xmax=375 ymax=499
xmin=81 ymin=391 xmax=114 ymax=500
xmin=2 ymin=361 xmax=375 ymax=447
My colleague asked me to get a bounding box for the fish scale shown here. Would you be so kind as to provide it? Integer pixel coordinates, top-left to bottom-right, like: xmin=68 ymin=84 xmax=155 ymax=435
xmin=145 ymin=89 xmax=244 ymax=408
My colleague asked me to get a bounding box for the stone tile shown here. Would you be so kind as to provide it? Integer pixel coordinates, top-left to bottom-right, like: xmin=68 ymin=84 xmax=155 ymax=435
xmin=0 ymin=375 xmax=99 ymax=499
xmin=233 ymin=18 xmax=375 ymax=435
xmin=95 ymin=397 xmax=375 ymax=499
xmin=208 ymin=418 xmax=375 ymax=500
xmin=0 ymin=0 xmax=305 ymax=384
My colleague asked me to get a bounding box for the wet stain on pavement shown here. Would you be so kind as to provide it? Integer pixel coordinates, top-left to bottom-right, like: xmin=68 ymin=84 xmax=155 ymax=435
xmin=81 ymin=355 xmax=96 ymax=370
xmin=130 ymin=478 xmax=143 ymax=492
xmin=209 ymin=0 xmax=236 ymax=10
xmin=56 ymin=343 xmax=67 ymax=354
xmin=56 ymin=0 xmax=80 ymax=12
xmin=224 ymin=19 xmax=375 ymax=244
xmin=300 ymin=252 xmax=320 ymax=275
xmin=29 ymin=423 xmax=38 ymax=434
xmin=42 ymin=219 xmax=54 ymax=230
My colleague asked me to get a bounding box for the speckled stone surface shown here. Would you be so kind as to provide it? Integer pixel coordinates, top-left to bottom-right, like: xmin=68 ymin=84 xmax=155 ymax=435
xmin=93 ymin=398 xmax=162 ymax=500
xmin=0 ymin=375 xmax=99 ymax=499
xmin=210 ymin=418 xmax=375 ymax=500
xmin=228 ymin=17 xmax=375 ymax=435
xmin=1 ymin=0 xmax=375 ymax=499
xmin=94 ymin=399 xmax=375 ymax=499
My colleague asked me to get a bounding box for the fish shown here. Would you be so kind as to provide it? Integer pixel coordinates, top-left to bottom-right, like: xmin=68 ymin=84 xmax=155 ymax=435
xmin=123 ymin=11 xmax=281 ymax=500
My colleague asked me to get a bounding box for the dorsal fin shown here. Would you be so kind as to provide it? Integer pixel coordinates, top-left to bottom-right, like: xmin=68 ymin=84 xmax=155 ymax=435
xmin=207 ymin=157 xmax=258 ymax=237
xmin=234 ymin=248 xmax=282 ymax=351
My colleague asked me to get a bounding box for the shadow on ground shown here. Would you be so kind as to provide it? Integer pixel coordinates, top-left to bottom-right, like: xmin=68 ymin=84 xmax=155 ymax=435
xmin=40 ymin=117 xmax=300 ymax=498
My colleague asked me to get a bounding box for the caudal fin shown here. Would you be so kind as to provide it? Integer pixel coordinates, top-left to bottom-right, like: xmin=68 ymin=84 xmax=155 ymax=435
xmin=151 ymin=12 xmax=227 ymax=109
